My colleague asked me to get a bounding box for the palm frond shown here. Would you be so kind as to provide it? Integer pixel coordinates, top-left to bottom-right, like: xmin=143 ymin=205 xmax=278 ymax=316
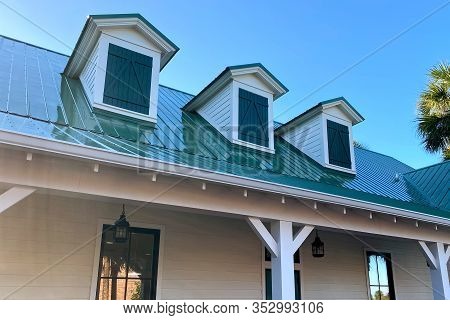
xmin=417 ymin=62 xmax=450 ymax=159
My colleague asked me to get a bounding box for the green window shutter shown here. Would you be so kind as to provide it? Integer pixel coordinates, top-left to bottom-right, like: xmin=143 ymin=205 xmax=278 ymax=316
xmin=103 ymin=44 xmax=153 ymax=115
xmin=327 ymin=120 xmax=352 ymax=169
xmin=238 ymin=88 xmax=269 ymax=147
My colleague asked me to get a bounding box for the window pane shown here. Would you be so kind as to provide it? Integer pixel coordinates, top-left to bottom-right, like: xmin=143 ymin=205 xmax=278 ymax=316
xmin=366 ymin=252 xmax=395 ymax=300
xmin=98 ymin=278 xmax=126 ymax=300
xmin=126 ymin=279 xmax=143 ymax=300
xmin=376 ymin=255 xmax=389 ymax=286
xmin=128 ymin=232 xmax=156 ymax=278
xmin=370 ymin=286 xmax=390 ymax=300
xmin=367 ymin=254 xmax=379 ymax=286
xmin=100 ymin=229 xmax=128 ymax=277
xmin=369 ymin=286 xmax=379 ymax=300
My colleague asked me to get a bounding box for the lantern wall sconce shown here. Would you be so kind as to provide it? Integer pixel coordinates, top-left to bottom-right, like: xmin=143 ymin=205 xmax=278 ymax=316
xmin=114 ymin=204 xmax=130 ymax=243
xmin=312 ymin=230 xmax=324 ymax=258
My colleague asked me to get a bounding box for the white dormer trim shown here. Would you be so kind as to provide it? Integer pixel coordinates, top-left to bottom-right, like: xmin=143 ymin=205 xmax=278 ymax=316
xmin=184 ymin=64 xmax=287 ymax=154
xmin=278 ymin=98 xmax=363 ymax=174
xmin=65 ymin=15 xmax=178 ymax=124
xmin=65 ymin=15 xmax=178 ymax=78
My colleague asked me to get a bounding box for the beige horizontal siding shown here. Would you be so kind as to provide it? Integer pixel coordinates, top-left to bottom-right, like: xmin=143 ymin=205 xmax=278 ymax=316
xmin=0 ymin=193 xmax=262 ymax=299
xmin=0 ymin=192 xmax=434 ymax=300
xmin=301 ymin=232 xmax=433 ymax=300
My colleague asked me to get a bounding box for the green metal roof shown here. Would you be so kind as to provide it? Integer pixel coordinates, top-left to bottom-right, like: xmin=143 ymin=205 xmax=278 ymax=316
xmin=404 ymin=161 xmax=450 ymax=211
xmin=0 ymin=35 xmax=448 ymax=220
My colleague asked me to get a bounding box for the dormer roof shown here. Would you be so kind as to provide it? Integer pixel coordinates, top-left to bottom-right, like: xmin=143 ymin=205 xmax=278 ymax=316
xmin=183 ymin=63 xmax=288 ymax=112
xmin=64 ymin=14 xmax=179 ymax=78
xmin=275 ymin=97 xmax=364 ymax=135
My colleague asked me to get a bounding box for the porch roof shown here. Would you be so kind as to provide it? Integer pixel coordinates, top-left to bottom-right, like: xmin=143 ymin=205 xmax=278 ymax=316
xmin=0 ymin=35 xmax=448 ymax=221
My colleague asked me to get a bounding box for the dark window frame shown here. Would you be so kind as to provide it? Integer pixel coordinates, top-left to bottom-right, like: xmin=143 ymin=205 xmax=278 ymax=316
xmin=366 ymin=251 xmax=396 ymax=300
xmin=96 ymin=225 xmax=160 ymax=300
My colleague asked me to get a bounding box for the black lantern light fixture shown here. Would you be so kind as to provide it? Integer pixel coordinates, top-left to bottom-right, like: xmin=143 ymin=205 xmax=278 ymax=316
xmin=311 ymin=230 xmax=324 ymax=258
xmin=114 ymin=204 xmax=130 ymax=243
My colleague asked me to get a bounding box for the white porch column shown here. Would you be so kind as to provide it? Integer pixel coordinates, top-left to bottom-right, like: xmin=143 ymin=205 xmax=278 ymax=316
xmin=0 ymin=186 xmax=36 ymax=214
xmin=271 ymin=221 xmax=295 ymax=299
xmin=418 ymin=241 xmax=450 ymax=300
xmin=247 ymin=217 xmax=314 ymax=300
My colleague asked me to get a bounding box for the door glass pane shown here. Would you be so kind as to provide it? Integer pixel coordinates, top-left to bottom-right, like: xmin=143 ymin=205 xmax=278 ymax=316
xmin=98 ymin=278 xmax=127 ymax=300
xmin=367 ymin=254 xmax=379 ymax=286
xmin=376 ymin=255 xmax=389 ymax=286
xmin=128 ymin=232 xmax=155 ymax=278
xmin=369 ymin=286 xmax=379 ymax=300
xmin=100 ymin=229 xmax=128 ymax=277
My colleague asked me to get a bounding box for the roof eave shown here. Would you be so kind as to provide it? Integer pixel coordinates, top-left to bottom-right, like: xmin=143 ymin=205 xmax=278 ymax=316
xmin=0 ymin=128 xmax=448 ymax=226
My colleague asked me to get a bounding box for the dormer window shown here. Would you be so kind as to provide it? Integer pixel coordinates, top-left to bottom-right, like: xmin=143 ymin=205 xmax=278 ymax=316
xmin=238 ymin=88 xmax=269 ymax=147
xmin=276 ymin=97 xmax=364 ymax=174
xmin=64 ymin=14 xmax=179 ymax=124
xmin=103 ymin=44 xmax=153 ymax=115
xmin=183 ymin=63 xmax=288 ymax=153
xmin=326 ymin=119 xmax=351 ymax=169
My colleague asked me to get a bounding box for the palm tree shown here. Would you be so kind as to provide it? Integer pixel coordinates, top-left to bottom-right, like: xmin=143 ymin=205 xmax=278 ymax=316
xmin=417 ymin=62 xmax=450 ymax=160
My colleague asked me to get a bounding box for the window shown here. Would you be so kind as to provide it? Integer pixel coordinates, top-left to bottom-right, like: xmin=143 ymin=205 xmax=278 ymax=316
xmin=327 ymin=120 xmax=351 ymax=169
xmin=366 ymin=251 xmax=395 ymax=300
xmin=238 ymin=88 xmax=269 ymax=147
xmin=103 ymin=44 xmax=153 ymax=115
xmin=96 ymin=225 xmax=160 ymax=300
xmin=264 ymin=248 xmax=301 ymax=299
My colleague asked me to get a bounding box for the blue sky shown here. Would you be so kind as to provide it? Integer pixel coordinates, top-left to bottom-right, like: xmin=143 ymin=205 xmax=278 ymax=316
xmin=0 ymin=0 xmax=449 ymax=168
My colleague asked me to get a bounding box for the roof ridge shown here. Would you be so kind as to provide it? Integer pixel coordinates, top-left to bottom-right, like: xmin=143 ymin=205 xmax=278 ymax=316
xmin=0 ymin=34 xmax=70 ymax=57
xmin=404 ymin=159 xmax=449 ymax=175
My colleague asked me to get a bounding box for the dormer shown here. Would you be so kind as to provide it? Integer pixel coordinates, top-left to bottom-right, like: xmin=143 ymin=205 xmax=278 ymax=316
xmin=276 ymin=97 xmax=364 ymax=174
xmin=64 ymin=14 xmax=179 ymax=123
xmin=184 ymin=64 xmax=288 ymax=153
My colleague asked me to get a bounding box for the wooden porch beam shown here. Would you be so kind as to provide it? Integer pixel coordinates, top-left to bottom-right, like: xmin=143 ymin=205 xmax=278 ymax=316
xmin=292 ymin=225 xmax=314 ymax=255
xmin=246 ymin=217 xmax=278 ymax=257
xmin=0 ymin=186 xmax=36 ymax=214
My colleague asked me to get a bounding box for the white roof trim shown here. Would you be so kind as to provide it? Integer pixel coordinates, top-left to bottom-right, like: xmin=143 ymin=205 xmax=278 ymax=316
xmin=321 ymin=100 xmax=364 ymax=125
xmin=184 ymin=65 xmax=288 ymax=111
xmin=65 ymin=16 xmax=178 ymax=78
xmin=0 ymin=128 xmax=449 ymax=228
